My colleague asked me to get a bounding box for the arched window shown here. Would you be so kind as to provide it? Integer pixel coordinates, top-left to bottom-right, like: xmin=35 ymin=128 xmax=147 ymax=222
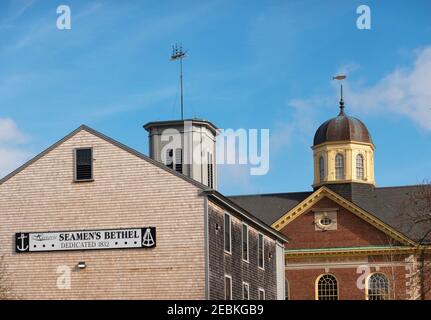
xmin=285 ymin=279 xmax=290 ymax=300
xmin=335 ymin=154 xmax=344 ymax=180
xmin=356 ymin=154 xmax=364 ymax=180
xmin=319 ymin=156 xmax=325 ymax=182
xmin=367 ymin=273 xmax=389 ymax=300
xmin=316 ymin=274 xmax=338 ymax=300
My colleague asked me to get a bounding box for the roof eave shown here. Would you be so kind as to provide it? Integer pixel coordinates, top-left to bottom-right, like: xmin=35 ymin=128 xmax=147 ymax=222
xmin=202 ymin=189 xmax=289 ymax=243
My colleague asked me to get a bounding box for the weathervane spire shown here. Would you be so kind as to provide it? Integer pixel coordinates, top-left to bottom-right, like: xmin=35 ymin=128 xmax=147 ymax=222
xmin=339 ymin=84 xmax=345 ymax=115
xmin=332 ymin=75 xmax=346 ymax=116
xmin=170 ymin=43 xmax=187 ymax=120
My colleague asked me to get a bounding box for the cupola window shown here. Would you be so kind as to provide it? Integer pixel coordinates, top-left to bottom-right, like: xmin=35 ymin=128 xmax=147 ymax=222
xmin=166 ymin=149 xmax=173 ymax=169
xmin=207 ymin=152 xmax=214 ymax=188
xmin=175 ymin=148 xmax=183 ymax=174
xmin=319 ymin=156 xmax=325 ymax=182
xmin=356 ymin=154 xmax=365 ymax=180
xmin=335 ymin=154 xmax=344 ymax=180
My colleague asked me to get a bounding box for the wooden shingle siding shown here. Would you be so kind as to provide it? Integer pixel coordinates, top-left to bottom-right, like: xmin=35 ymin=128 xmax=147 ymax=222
xmin=0 ymin=129 xmax=206 ymax=299
xmin=207 ymin=202 xmax=277 ymax=300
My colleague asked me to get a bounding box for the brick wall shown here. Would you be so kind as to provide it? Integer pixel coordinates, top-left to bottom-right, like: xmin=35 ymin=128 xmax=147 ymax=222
xmin=207 ymin=202 xmax=277 ymax=300
xmin=280 ymin=195 xmax=413 ymax=300
xmin=286 ymin=261 xmax=409 ymax=300
xmin=0 ymin=128 xmax=206 ymax=299
xmin=281 ymin=197 xmax=401 ymax=249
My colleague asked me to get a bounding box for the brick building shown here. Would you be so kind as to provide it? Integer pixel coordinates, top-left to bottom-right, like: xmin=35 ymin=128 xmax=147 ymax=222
xmin=231 ymin=99 xmax=431 ymax=300
xmin=0 ymin=121 xmax=286 ymax=299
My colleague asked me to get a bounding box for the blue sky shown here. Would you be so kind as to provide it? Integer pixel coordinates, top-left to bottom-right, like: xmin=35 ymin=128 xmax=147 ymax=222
xmin=0 ymin=0 xmax=430 ymax=195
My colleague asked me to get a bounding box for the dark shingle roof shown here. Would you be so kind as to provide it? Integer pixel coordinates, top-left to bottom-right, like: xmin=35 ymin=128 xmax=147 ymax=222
xmin=229 ymin=184 xmax=431 ymax=244
xmin=228 ymin=191 xmax=312 ymax=226
xmin=352 ymin=186 xmax=430 ymax=244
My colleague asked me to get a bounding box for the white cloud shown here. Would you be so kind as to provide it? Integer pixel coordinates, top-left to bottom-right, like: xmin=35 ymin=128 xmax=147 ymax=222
xmin=0 ymin=118 xmax=31 ymax=179
xmin=270 ymin=96 xmax=328 ymax=153
xmin=0 ymin=118 xmax=28 ymax=143
xmin=348 ymin=46 xmax=431 ymax=131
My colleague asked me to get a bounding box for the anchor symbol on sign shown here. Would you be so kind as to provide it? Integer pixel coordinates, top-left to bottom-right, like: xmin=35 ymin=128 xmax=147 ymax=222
xmin=17 ymin=233 xmax=29 ymax=252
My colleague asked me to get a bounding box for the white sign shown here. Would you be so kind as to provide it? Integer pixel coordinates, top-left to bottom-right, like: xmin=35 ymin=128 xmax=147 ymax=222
xmin=15 ymin=227 xmax=156 ymax=253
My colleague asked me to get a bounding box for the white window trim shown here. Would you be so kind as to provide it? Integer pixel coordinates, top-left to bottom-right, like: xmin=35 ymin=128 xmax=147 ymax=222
xmin=285 ymin=279 xmax=290 ymax=300
xmin=365 ymin=272 xmax=390 ymax=300
xmin=356 ymin=153 xmax=365 ymax=180
xmin=315 ymin=273 xmax=339 ymax=300
xmin=242 ymin=223 xmax=249 ymax=263
xmin=258 ymin=288 xmax=265 ymax=300
xmin=319 ymin=155 xmax=325 ymax=181
xmin=242 ymin=282 xmax=250 ymax=300
xmin=225 ymin=274 xmax=232 ymax=300
xmin=224 ymin=212 xmax=232 ymax=254
xmin=258 ymin=232 xmax=265 ymax=270
xmin=166 ymin=148 xmax=173 ymax=168
xmin=335 ymin=153 xmax=345 ymax=180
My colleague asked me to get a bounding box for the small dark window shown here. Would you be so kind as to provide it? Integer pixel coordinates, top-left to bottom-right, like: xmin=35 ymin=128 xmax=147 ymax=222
xmin=224 ymin=213 xmax=231 ymax=253
xmin=208 ymin=152 xmax=213 ymax=188
xmin=166 ymin=149 xmax=173 ymax=169
xmin=75 ymin=148 xmax=93 ymax=181
xmin=320 ymin=217 xmax=332 ymax=226
xmin=242 ymin=224 xmax=249 ymax=261
xmin=175 ymin=148 xmax=183 ymax=173
xmin=258 ymin=233 xmax=264 ymax=269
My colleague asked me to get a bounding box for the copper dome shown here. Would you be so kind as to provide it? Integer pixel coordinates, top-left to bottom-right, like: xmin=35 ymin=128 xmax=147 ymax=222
xmin=313 ymin=105 xmax=373 ymax=146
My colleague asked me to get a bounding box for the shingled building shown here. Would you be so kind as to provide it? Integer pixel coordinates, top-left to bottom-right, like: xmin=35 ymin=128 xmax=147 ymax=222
xmin=0 ymin=120 xmax=287 ymax=300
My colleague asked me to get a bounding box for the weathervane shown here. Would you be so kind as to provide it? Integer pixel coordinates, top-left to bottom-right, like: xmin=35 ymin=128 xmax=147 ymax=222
xmin=332 ymin=75 xmax=346 ymax=115
xmin=171 ymin=44 xmax=187 ymax=120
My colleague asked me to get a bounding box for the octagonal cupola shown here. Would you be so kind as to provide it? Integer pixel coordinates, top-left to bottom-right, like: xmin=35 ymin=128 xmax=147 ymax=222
xmin=312 ymin=93 xmax=375 ymax=188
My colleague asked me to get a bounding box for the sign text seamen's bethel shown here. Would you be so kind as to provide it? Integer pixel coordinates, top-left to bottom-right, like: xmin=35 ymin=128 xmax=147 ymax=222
xmin=15 ymin=227 xmax=156 ymax=253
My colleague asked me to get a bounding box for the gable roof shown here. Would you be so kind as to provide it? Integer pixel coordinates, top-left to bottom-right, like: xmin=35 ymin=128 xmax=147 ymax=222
xmin=230 ymin=186 xmax=417 ymax=246
xmin=0 ymin=124 xmax=210 ymax=190
xmin=0 ymin=124 xmax=287 ymax=242
xmin=336 ymin=184 xmax=431 ymax=244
